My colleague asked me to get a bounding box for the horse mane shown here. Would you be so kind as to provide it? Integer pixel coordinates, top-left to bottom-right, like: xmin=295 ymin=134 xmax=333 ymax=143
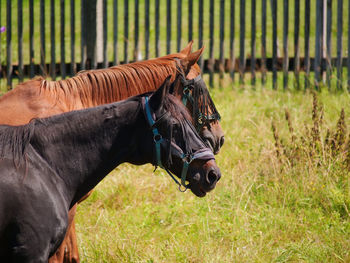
xmin=0 ymin=122 xmax=35 ymax=168
xmin=39 ymin=53 xmax=189 ymax=109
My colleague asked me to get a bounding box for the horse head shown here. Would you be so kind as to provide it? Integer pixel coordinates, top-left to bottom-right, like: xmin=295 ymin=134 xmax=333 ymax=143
xmin=171 ymin=42 xmax=225 ymax=155
xmin=145 ymin=76 xmax=221 ymax=197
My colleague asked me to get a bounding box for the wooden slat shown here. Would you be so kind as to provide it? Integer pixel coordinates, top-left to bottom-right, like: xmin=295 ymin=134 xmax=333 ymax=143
xmin=239 ymin=0 xmax=245 ymax=84
xmin=134 ymin=0 xmax=139 ymax=61
xmin=0 ymin=2 xmax=1 ymax=77
xmin=155 ymin=0 xmax=160 ymax=57
xmin=29 ymin=0 xmax=34 ymax=78
xmin=305 ymin=0 xmax=310 ymax=89
xmin=209 ymin=0 xmax=214 ymax=86
xmin=294 ymin=0 xmax=300 ymax=89
xmin=40 ymin=0 xmax=45 ymax=76
xmin=70 ymin=0 xmax=76 ymax=75
xmin=145 ymin=0 xmax=150 ymax=59
xmin=6 ymin=0 xmax=12 ymax=89
xmin=0 ymin=1 xmax=1 ymax=76
xmin=326 ymin=0 xmax=332 ymax=89
xmin=261 ymin=0 xmax=267 ymax=85
xmin=113 ymin=0 xmax=118 ymax=65
xmin=166 ymin=0 xmax=171 ymax=54
xmin=219 ymin=0 xmax=225 ymax=81
xmin=103 ymin=0 xmax=107 ymax=68
xmin=81 ymin=0 xmax=86 ymax=70
xmin=283 ymin=0 xmax=288 ymax=90
xmin=50 ymin=0 xmax=56 ymax=79
xmin=177 ymin=0 xmax=182 ymax=52
xmin=229 ymin=0 xmax=235 ymax=81
xmin=18 ymin=0 xmax=23 ymax=82
xmin=60 ymin=0 xmax=66 ymax=78
xmin=198 ymin=0 xmax=203 ymax=70
xmin=251 ymin=0 xmax=256 ymax=85
xmin=272 ymin=0 xmax=277 ymax=90
xmin=348 ymin=0 xmax=350 ymax=90
xmin=124 ymin=0 xmax=129 ymax=64
xmin=315 ymin=0 xmax=323 ymax=89
xmin=336 ymin=0 xmax=343 ymax=90
xmin=188 ymin=0 xmax=193 ymax=42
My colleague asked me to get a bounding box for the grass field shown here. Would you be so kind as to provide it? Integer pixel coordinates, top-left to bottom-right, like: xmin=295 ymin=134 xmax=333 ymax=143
xmin=74 ymin=76 xmax=350 ymax=262
xmin=1 ymin=2 xmax=350 ymax=261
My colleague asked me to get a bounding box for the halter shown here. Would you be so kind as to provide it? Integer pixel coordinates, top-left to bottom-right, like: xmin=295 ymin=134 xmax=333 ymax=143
xmin=176 ymin=67 xmax=221 ymax=132
xmin=143 ymin=95 xmax=215 ymax=192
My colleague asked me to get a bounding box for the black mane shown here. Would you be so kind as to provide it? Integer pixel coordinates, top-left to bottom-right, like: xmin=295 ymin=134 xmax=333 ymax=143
xmin=0 ymin=122 xmax=35 ymax=167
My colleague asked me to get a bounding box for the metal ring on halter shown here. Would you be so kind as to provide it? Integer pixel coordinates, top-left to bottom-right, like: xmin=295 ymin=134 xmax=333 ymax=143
xmin=153 ymin=134 xmax=162 ymax=143
xmin=183 ymin=87 xmax=191 ymax=95
xmin=178 ymin=184 xmax=188 ymax=192
xmin=198 ymin=116 xmax=203 ymax=125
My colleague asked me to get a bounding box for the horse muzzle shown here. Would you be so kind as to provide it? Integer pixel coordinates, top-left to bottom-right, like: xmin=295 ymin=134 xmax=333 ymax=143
xmin=187 ymin=159 xmax=221 ymax=197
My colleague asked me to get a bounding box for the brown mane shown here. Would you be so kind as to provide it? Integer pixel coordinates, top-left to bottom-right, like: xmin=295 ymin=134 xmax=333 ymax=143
xmin=39 ymin=53 xmax=190 ymax=110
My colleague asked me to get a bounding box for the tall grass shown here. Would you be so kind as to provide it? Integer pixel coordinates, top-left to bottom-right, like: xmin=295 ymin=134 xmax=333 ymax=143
xmin=75 ymin=81 xmax=350 ymax=262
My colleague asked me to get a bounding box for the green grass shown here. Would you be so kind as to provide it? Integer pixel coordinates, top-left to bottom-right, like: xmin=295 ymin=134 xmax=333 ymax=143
xmin=75 ymin=78 xmax=350 ymax=262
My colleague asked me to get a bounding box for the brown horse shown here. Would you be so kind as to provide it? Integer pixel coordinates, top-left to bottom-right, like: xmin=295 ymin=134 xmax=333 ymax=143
xmin=0 ymin=42 xmax=224 ymax=263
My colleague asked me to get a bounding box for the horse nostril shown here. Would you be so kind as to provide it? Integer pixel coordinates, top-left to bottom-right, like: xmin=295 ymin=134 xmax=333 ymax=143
xmin=207 ymin=170 xmax=218 ymax=185
xmin=219 ymin=136 xmax=225 ymax=148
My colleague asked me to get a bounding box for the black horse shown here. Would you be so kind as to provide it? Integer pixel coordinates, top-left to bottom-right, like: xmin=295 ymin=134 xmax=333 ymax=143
xmin=0 ymin=77 xmax=221 ymax=262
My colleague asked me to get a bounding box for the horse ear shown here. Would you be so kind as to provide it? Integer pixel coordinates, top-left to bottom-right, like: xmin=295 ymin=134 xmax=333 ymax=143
xmin=179 ymin=46 xmax=205 ymax=75
xmin=179 ymin=41 xmax=193 ymax=55
xmin=149 ymin=75 xmax=172 ymax=111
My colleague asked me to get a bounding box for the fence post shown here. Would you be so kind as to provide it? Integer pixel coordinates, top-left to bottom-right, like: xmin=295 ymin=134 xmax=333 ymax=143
xmin=283 ymin=0 xmax=289 ymax=90
xmin=82 ymin=0 xmax=104 ymax=69
xmin=272 ymin=0 xmax=277 ymax=90
xmin=40 ymin=0 xmax=46 ymax=76
xmin=315 ymin=0 xmax=323 ymax=90
xmin=251 ymin=0 xmax=256 ymax=85
xmin=229 ymin=0 xmax=235 ymax=82
xmin=304 ymin=0 xmax=311 ymax=89
xmin=6 ymin=0 xmax=12 ymax=89
xmin=209 ymin=0 xmax=214 ymax=87
xmin=18 ymin=0 xmax=24 ymax=82
xmin=113 ymin=0 xmax=118 ymax=65
xmin=239 ymin=0 xmax=245 ymax=84
xmin=336 ymin=0 xmax=343 ymax=90
xmin=294 ymin=0 xmax=300 ymax=90
xmin=261 ymin=0 xmax=267 ymax=85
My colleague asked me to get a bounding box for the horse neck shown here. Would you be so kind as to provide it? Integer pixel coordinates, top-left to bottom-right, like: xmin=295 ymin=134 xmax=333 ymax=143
xmin=30 ymin=98 xmax=152 ymax=206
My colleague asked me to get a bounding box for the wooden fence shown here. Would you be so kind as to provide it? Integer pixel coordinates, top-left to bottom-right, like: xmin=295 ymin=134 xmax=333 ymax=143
xmin=0 ymin=0 xmax=349 ymax=90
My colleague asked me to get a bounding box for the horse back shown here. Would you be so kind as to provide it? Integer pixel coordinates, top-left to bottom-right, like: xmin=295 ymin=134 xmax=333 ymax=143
xmin=0 ymin=79 xmax=66 ymax=126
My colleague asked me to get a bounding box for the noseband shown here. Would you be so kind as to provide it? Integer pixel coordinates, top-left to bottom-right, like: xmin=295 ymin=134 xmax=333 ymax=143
xmin=143 ymin=96 xmax=215 ymax=192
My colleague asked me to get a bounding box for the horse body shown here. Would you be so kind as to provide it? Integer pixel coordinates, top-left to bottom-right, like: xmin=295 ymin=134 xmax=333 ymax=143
xmin=0 ymin=43 xmax=224 ymax=263
xmin=0 ymin=80 xmax=220 ymax=262
xmin=0 ymin=148 xmax=68 ymax=262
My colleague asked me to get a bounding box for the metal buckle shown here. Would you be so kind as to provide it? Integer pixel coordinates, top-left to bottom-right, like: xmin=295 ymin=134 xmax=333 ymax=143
xmin=183 ymin=87 xmax=190 ymax=95
xmin=198 ymin=116 xmax=203 ymax=125
xmin=153 ymin=134 xmax=162 ymax=142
